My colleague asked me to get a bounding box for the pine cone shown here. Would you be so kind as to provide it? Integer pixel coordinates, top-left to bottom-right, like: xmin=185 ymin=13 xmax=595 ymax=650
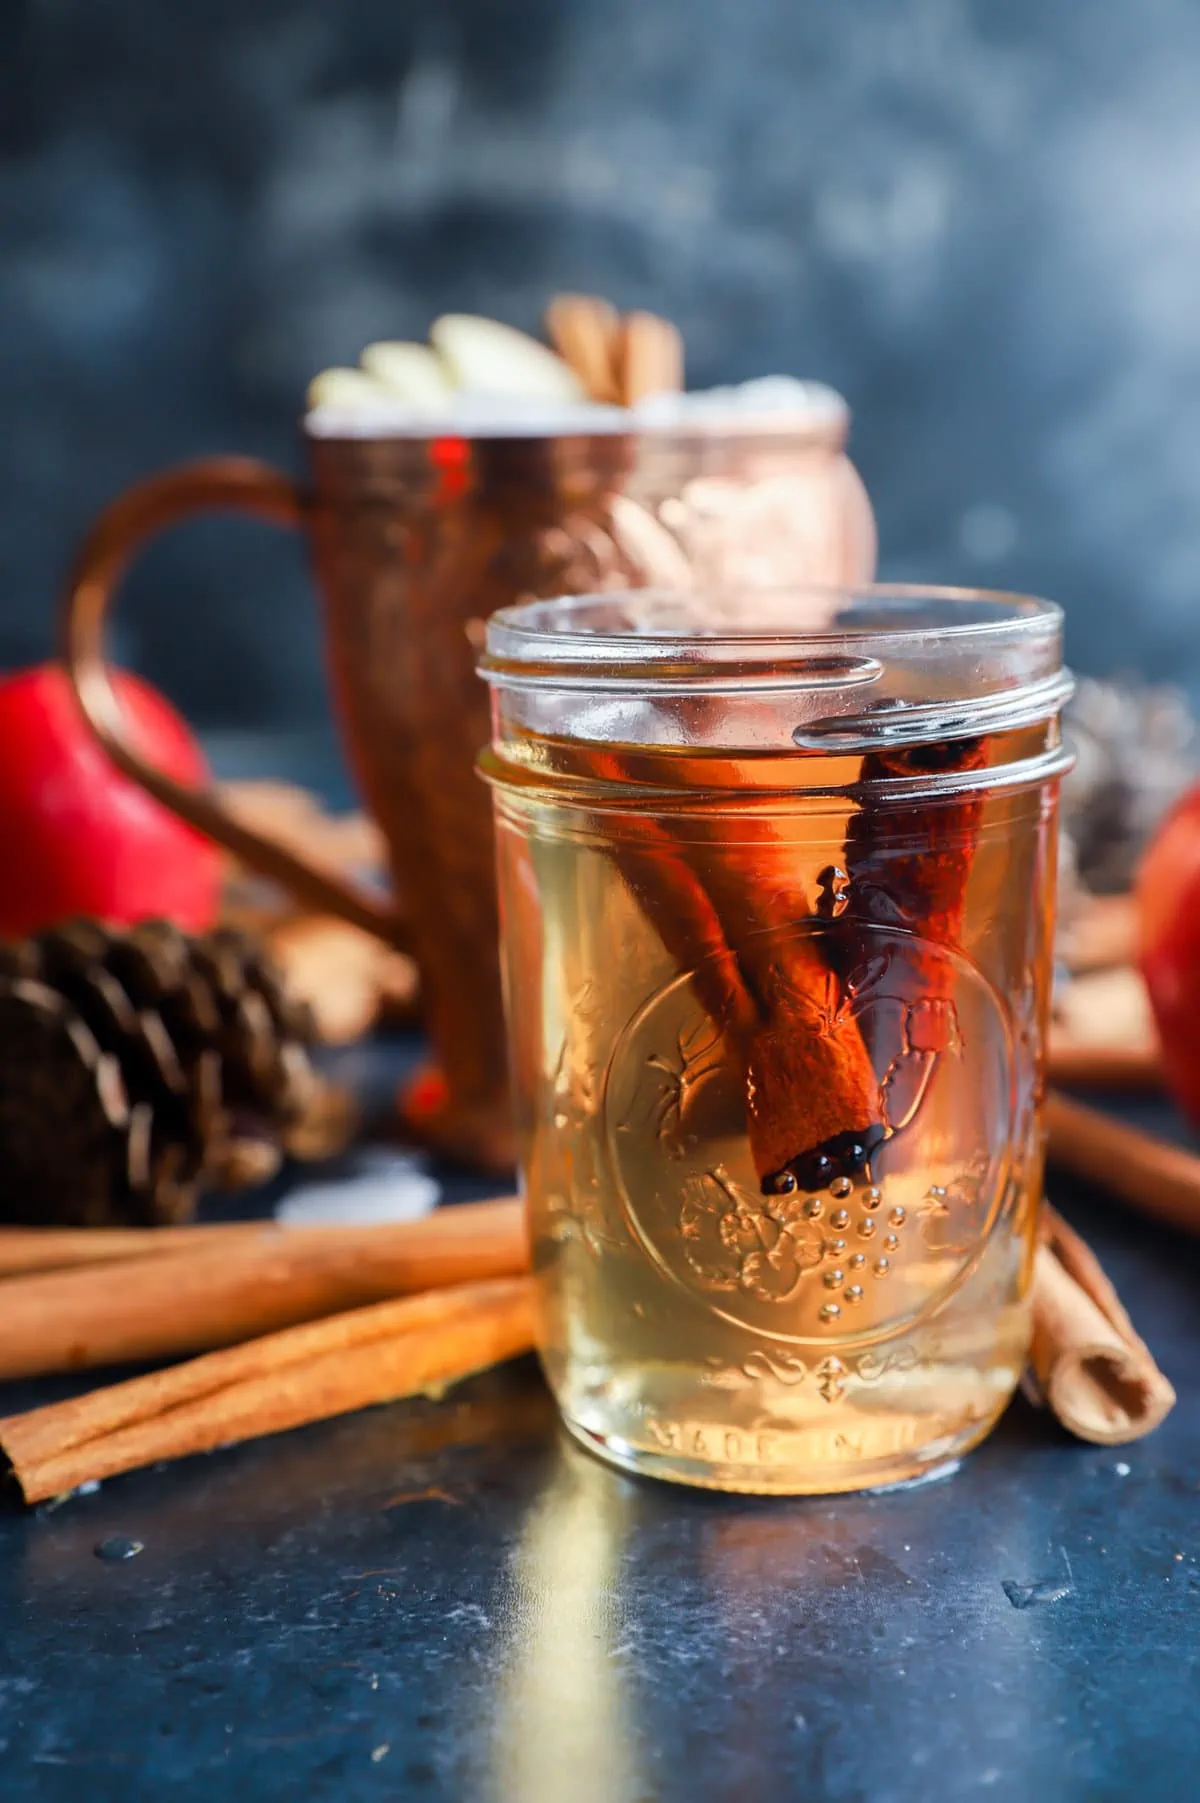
xmin=1062 ymin=678 xmax=1197 ymax=895
xmin=0 ymin=919 xmax=325 ymax=1228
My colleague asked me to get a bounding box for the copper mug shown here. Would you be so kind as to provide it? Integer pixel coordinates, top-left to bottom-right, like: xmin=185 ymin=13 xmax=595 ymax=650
xmin=61 ymin=405 xmax=875 ymax=1171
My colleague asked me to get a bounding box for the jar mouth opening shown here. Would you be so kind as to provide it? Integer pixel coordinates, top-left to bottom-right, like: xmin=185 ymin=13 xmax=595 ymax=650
xmin=483 ymin=584 xmax=1062 ymax=674
xmin=480 ymin=585 xmax=1070 ymax=753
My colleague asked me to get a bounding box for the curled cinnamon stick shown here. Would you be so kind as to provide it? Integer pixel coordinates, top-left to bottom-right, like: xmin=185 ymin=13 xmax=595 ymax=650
xmin=1032 ymin=1205 xmax=1175 ymax=1444
xmin=0 ymin=1276 xmax=535 ymax=1504
xmin=1045 ymin=1090 xmax=1200 ymax=1235
xmin=0 ymin=1199 xmax=526 ymax=1379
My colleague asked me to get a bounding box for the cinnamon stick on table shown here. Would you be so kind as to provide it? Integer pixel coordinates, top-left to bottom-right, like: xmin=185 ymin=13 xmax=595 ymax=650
xmin=0 ymin=1219 xmax=275 ymax=1278
xmin=0 ymin=1276 xmax=535 ymax=1505
xmin=1032 ymin=1205 xmax=1175 ymax=1444
xmin=0 ymin=1193 xmax=1169 ymax=1495
xmin=0 ymin=1196 xmax=517 ymax=1279
xmin=0 ymin=1199 xmax=526 ymax=1379
xmin=544 ymin=294 xmax=623 ymax=403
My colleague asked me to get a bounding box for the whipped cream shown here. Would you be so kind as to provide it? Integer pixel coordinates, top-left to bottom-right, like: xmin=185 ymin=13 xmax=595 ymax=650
xmin=306 ymin=376 xmax=848 ymax=440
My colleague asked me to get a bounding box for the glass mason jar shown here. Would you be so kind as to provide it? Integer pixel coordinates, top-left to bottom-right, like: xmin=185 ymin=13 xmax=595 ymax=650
xmin=480 ymin=587 xmax=1073 ymax=1494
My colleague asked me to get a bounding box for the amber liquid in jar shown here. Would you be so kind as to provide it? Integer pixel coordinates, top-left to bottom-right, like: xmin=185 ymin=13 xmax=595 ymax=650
xmin=493 ymin=722 xmax=1059 ymax=1494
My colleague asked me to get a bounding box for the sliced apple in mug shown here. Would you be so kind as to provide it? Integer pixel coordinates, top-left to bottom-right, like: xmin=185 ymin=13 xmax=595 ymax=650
xmin=430 ymin=314 xmax=585 ymax=402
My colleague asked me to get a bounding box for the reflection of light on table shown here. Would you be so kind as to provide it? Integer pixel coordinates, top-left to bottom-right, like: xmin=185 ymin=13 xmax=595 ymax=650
xmin=491 ymin=1448 xmax=635 ymax=1803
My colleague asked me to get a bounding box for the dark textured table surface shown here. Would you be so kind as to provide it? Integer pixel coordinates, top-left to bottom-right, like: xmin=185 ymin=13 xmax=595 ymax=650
xmin=1 ymin=1054 xmax=1197 ymax=1803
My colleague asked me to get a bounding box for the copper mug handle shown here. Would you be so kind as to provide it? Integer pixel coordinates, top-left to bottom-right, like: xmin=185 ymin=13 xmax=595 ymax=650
xmin=60 ymin=455 xmax=404 ymax=947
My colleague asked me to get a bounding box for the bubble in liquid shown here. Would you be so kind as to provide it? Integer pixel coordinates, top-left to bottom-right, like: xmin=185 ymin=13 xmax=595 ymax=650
xmin=861 ymin=1186 xmax=882 ymax=1211
xmin=848 ymin=1252 xmax=866 ymax=1270
xmin=874 ymin=1256 xmax=891 ymax=1276
xmin=829 ymin=1175 xmax=853 ymax=1200
xmin=823 ymin=1268 xmax=845 ymax=1290
xmin=830 ymin=1208 xmax=850 ymax=1230
xmin=884 ymin=1232 xmax=900 ymax=1252
xmin=819 ymin=1302 xmax=842 ymax=1323
xmin=844 ymin=1284 xmax=865 ymax=1305
xmin=889 ymin=1207 xmax=907 ymax=1227
xmin=825 ymin=1237 xmax=847 ymax=1257
xmin=857 ymin=1217 xmax=876 ymax=1240
xmin=804 ymin=1197 xmax=824 ymax=1219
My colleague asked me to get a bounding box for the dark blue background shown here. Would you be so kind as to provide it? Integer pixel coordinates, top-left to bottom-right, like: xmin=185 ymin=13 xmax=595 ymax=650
xmin=3 ymin=0 xmax=1197 ymax=726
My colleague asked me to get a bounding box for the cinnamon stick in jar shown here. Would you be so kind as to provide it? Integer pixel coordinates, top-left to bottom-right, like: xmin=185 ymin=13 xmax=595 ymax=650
xmin=586 ymin=727 xmax=991 ymax=1197
xmin=1031 ymin=1205 xmax=1175 ymax=1444
xmin=832 ymin=738 xmax=988 ymax=1008
xmin=584 ymin=751 xmax=886 ymax=1193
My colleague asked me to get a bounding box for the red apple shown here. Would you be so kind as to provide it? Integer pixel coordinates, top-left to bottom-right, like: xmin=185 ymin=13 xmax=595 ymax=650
xmin=1137 ymin=780 xmax=1200 ymax=1124
xmin=0 ymin=663 xmax=220 ymax=937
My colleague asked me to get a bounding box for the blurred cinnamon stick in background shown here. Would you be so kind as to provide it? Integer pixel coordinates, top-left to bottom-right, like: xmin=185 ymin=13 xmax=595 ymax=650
xmin=1032 ymin=1204 xmax=1175 ymax=1444
xmin=1056 ymin=892 xmax=1139 ymax=975
xmin=618 ymin=310 xmax=685 ymax=404
xmin=1046 ymin=1041 xmax=1163 ymax=1089
xmin=1046 ymin=1090 xmax=1200 ymax=1236
xmin=1047 ymin=965 xmax=1163 ymax=1090
xmin=0 ymin=1172 xmax=1172 ymax=1487
xmin=544 ymin=293 xmax=623 ymax=402
xmin=0 ymin=1219 xmax=278 ymax=1278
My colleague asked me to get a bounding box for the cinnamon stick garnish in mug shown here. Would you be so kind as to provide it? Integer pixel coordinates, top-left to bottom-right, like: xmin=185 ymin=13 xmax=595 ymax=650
xmin=544 ymin=294 xmax=623 ymax=403
xmin=1031 ymin=1204 xmax=1175 ymax=1444
xmin=0 ymin=1199 xmax=526 ymax=1379
xmin=617 ymin=310 xmax=685 ymax=404
xmin=0 ymin=1276 xmax=535 ymax=1505
xmin=1045 ymin=1090 xmax=1200 ymax=1235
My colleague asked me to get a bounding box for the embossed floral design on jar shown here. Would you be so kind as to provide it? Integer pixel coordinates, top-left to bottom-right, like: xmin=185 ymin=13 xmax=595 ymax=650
xmin=601 ymin=919 xmax=1014 ymax=1347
